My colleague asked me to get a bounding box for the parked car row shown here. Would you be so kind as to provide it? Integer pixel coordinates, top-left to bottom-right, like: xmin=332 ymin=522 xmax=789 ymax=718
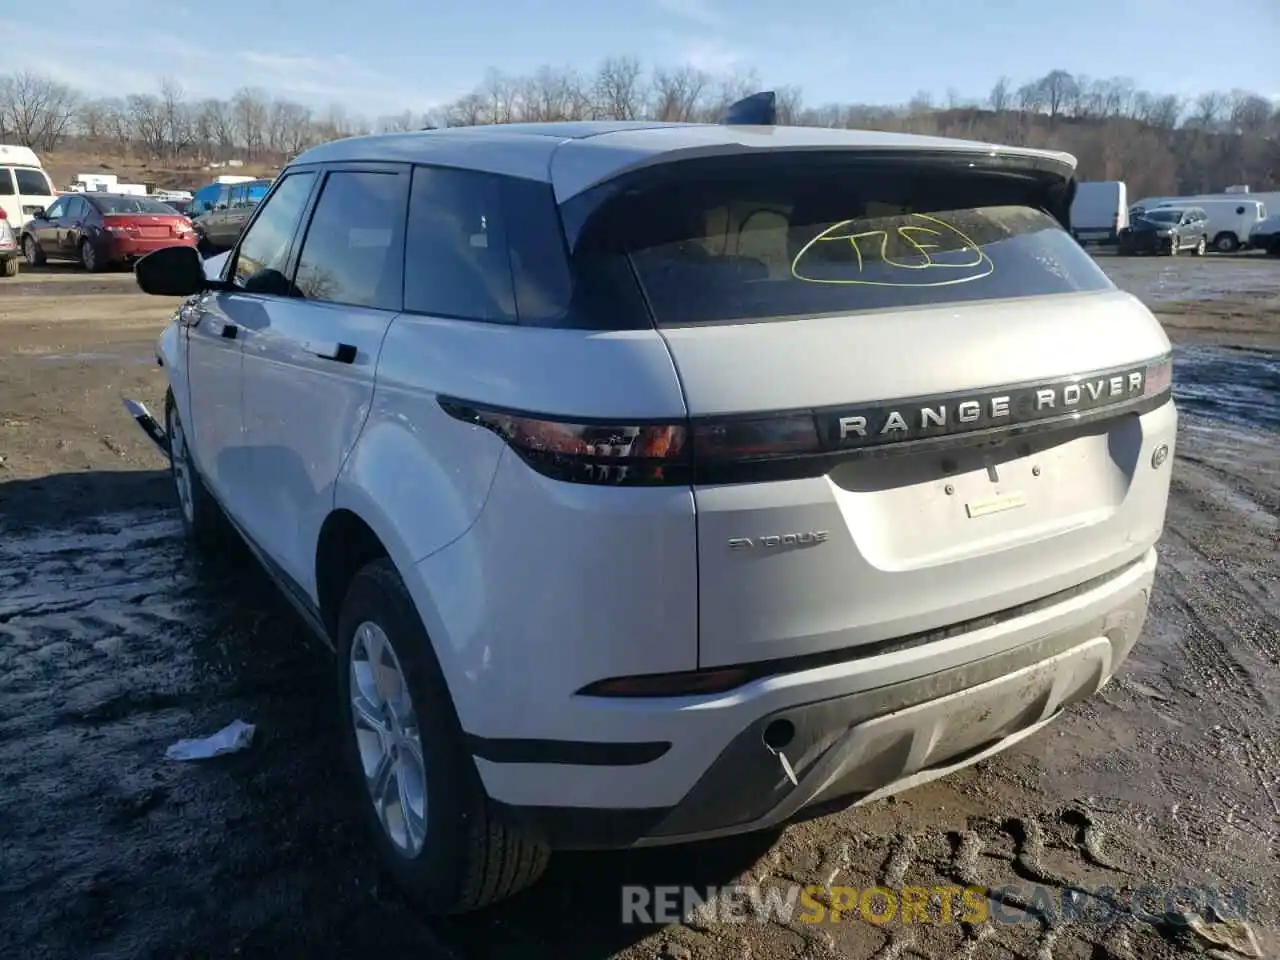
xmin=1 ymin=141 xmax=277 ymax=277
xmin=17 ymin=193 xmax=197 ymax=272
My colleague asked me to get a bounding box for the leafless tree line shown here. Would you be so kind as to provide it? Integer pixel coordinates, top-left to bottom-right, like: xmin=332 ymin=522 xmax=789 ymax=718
xmin=1 ymin=61 xmax=1276 ymax=197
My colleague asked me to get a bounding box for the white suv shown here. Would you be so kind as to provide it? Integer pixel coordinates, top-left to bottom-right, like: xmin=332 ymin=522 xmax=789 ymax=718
xmin=128 ymin=119 xmax=1177 ymax=915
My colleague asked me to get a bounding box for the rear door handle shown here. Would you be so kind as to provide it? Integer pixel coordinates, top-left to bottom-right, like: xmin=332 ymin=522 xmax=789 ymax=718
xmin=307 ymin=341 xmax=356 ymax=364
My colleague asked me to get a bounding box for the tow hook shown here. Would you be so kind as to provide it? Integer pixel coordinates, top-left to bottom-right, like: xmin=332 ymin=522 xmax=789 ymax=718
xmin=122 ymin=397 xmax=170 ymax=458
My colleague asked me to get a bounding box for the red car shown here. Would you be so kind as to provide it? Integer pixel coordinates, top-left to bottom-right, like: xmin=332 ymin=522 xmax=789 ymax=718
xmin=20 ymin=193 xmax=197 ymax=272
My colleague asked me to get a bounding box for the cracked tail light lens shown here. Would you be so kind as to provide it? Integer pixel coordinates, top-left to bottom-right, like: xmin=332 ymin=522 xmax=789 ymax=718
xmin=1144 ymin=356 xmax=1173 ymax=398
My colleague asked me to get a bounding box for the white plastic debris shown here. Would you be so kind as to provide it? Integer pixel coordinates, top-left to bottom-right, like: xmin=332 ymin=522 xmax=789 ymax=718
xmin=165 ymin=719 xmax=256 ymax=761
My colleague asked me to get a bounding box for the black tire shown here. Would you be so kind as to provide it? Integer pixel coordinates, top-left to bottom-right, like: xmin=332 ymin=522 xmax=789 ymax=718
xmin=164 ymin=389 xmax=233 ymax=551
xmin=1167 ymin=236 xmax=1179 ymax=256
xmin=336 ymin=558 xmax=550 ymax=914
xmin=1 ymin=257 xmax=17 ymax=278
xmin=80 ymin=238 xmax=106 ymax=273
xmin=23 ymin=235 xmax=45 ymax=266
xmin=1194 ymin=235 xmax=1207 ymax=257
xmin=1212 ymin=232 xmax=1239 ymax=253
xmin=1268 ymin=239 xmax=1280 ymax=258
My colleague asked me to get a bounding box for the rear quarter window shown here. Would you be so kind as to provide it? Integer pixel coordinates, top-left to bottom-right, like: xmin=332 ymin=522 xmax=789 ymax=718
xmin=572 ymin=158 xmax=1114 ymax=327
xmin=403 ymin=166 xmax=571 ymax=325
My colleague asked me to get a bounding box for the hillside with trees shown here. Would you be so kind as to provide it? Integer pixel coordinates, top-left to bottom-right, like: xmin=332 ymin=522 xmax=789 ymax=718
xmin=1 ymin=60 xmax=1276 ymax=198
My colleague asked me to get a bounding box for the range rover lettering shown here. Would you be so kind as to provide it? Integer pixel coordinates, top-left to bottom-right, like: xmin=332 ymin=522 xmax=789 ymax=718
xmin=126 ymin=109 xmax=1176 ymax=915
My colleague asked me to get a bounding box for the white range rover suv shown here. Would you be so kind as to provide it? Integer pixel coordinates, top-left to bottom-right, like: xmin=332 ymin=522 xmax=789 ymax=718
xmin=128 ymin=118 xmax=1176 ymax=915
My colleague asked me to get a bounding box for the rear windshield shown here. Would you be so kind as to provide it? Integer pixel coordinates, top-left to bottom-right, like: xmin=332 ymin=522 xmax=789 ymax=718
xmin=578 ymin=162 xmax=1114 ymax=326
xmin=94 ymin=196 xmax=180 ymax=215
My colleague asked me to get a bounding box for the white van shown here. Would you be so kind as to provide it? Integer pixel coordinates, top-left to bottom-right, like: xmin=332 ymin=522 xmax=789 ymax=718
xmin=1153 ymin=197 xmax=1267 ymax=252
xmin=0 ymin=144 xmax=58 ymax=230
xmin=1071 ymin=181 xmax=1128 ymax=244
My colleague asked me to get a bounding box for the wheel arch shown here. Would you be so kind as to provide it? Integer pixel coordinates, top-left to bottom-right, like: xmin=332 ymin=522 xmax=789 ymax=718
xmin=313 ymin=502 xmax=472 ymax=723
xmin=315 ymin=508 xmax=391 ymax=639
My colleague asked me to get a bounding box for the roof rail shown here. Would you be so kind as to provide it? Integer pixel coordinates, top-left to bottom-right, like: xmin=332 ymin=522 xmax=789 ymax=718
xmin=722 ymin=91 xmax=777 ymax=126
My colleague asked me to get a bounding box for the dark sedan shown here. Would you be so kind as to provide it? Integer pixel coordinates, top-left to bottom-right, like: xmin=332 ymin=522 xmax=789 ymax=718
xmin=20 ymin=193 xmax=197 ymax=272
xmin=1117 ymin=207 xmax=1209 ymax=256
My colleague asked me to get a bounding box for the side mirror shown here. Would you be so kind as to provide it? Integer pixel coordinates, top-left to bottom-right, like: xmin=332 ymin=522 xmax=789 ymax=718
xmin=136 ymin=245 xmax=209 ymax=297
xmin=30 ymin=207 xmax=45 ymax=219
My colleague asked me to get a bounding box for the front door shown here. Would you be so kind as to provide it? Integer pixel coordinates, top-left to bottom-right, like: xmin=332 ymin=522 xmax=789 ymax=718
xmin=235 ymin=165 xmax=407 ymax=594
xmin=31 ymin=196 xmax=67 ymax=255
xmin=187 ymin=170 xmax=319 ymax=525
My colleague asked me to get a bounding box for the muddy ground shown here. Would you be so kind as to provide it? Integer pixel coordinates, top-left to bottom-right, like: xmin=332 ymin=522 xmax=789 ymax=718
xmin=0 ymin=259 xmax=1277 ymax=960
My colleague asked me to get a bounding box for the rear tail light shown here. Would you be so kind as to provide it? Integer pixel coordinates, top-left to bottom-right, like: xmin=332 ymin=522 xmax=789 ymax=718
xmin=440 ymin=355 xmax=1173 ymax=488
xmin=0 ymin=208 xmax=7 ymax=219
xmin=438 ymin=400 xmax=826 ymax=487
xmin=438 ymin=401 xmax=690 ymax=485
xmin=1144 ymin=356 xmax=1173 ymax=397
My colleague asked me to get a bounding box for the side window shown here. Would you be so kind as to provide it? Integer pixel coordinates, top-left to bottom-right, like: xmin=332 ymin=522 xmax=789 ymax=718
xmin=214 ymin=185 xmax=231 ymax=210
xmin=14 ymin=168 xmax=53 ymax=196
xmin=43 ymin=197 xmax=67 ymax=220
xmin=65 ymin=197 xmax=87 ymax=219
xmin=232 ymin=172 xmax=316 ymax=295
xmin=292 ymin=170 xmax=406 ymax=311
xmin=0 ymin=169 xmax=14 ymax=196
xmin=230 ymin=184 xmax=248 ymax=208
xmin=404 ymin=166 xmax=515 ymax=322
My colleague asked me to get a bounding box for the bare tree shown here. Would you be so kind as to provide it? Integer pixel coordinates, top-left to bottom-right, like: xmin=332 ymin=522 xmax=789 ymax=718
xmin=1037 ymin=70 xmax=1079 ymax=121
xmin=157 ymin=78 xmax=192 ymax=158
xmin=0 ymin=61 xmax=1274 ymax=202
xmin=127 ymin=94 xmax=166 ymax=155
xmin=0 ymin=71 xmax=80 ymax=150
xmin=988 ymin=76 xmax=1012 ymax=113
xmin=594 ymin=56 xmax=644 ymax=120
xmin=649 ymin=66 xmax=710 ymax=122
xmin=231 ymin=87 xmax=269 ymax=158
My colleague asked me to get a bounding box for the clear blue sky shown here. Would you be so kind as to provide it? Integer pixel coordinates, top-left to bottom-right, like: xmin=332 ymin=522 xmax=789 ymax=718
xmin=6 ymin=0 xmax=1277 ymax=116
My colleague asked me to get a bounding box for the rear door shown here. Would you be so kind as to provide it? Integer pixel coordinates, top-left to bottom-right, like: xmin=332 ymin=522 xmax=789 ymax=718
xmin=568 ymin=150 xmax=1175 ymax=668
xmin=59 ymin=196 xmax=90 ymax=257
xmin=235 ymin=164 xmax=407 ymax=593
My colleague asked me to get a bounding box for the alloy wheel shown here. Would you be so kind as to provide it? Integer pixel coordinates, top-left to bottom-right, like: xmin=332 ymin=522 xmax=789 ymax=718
xmin=167 ymin=405 xmax=195 ymax=524
xmin=349 ymin=620 xmax=428 ymax=857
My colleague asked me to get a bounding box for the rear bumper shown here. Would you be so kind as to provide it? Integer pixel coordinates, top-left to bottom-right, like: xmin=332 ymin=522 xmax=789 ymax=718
xmin=103 ymin=236 xmax=196 ymax=261
xmin=483 ymin=548 xmax=1157 ymax=849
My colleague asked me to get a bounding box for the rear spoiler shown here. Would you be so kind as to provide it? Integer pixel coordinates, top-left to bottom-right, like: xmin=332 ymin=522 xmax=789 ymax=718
xmin=720 ymin=90 xmax=1076 ymax=230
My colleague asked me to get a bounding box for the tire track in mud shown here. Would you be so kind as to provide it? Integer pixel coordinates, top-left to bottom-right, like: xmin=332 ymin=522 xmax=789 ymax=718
xmin=695 ymin=808 xmax=1206 ymax=960
xmin=1158 ymin=493 xmax=1280 ymax=818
